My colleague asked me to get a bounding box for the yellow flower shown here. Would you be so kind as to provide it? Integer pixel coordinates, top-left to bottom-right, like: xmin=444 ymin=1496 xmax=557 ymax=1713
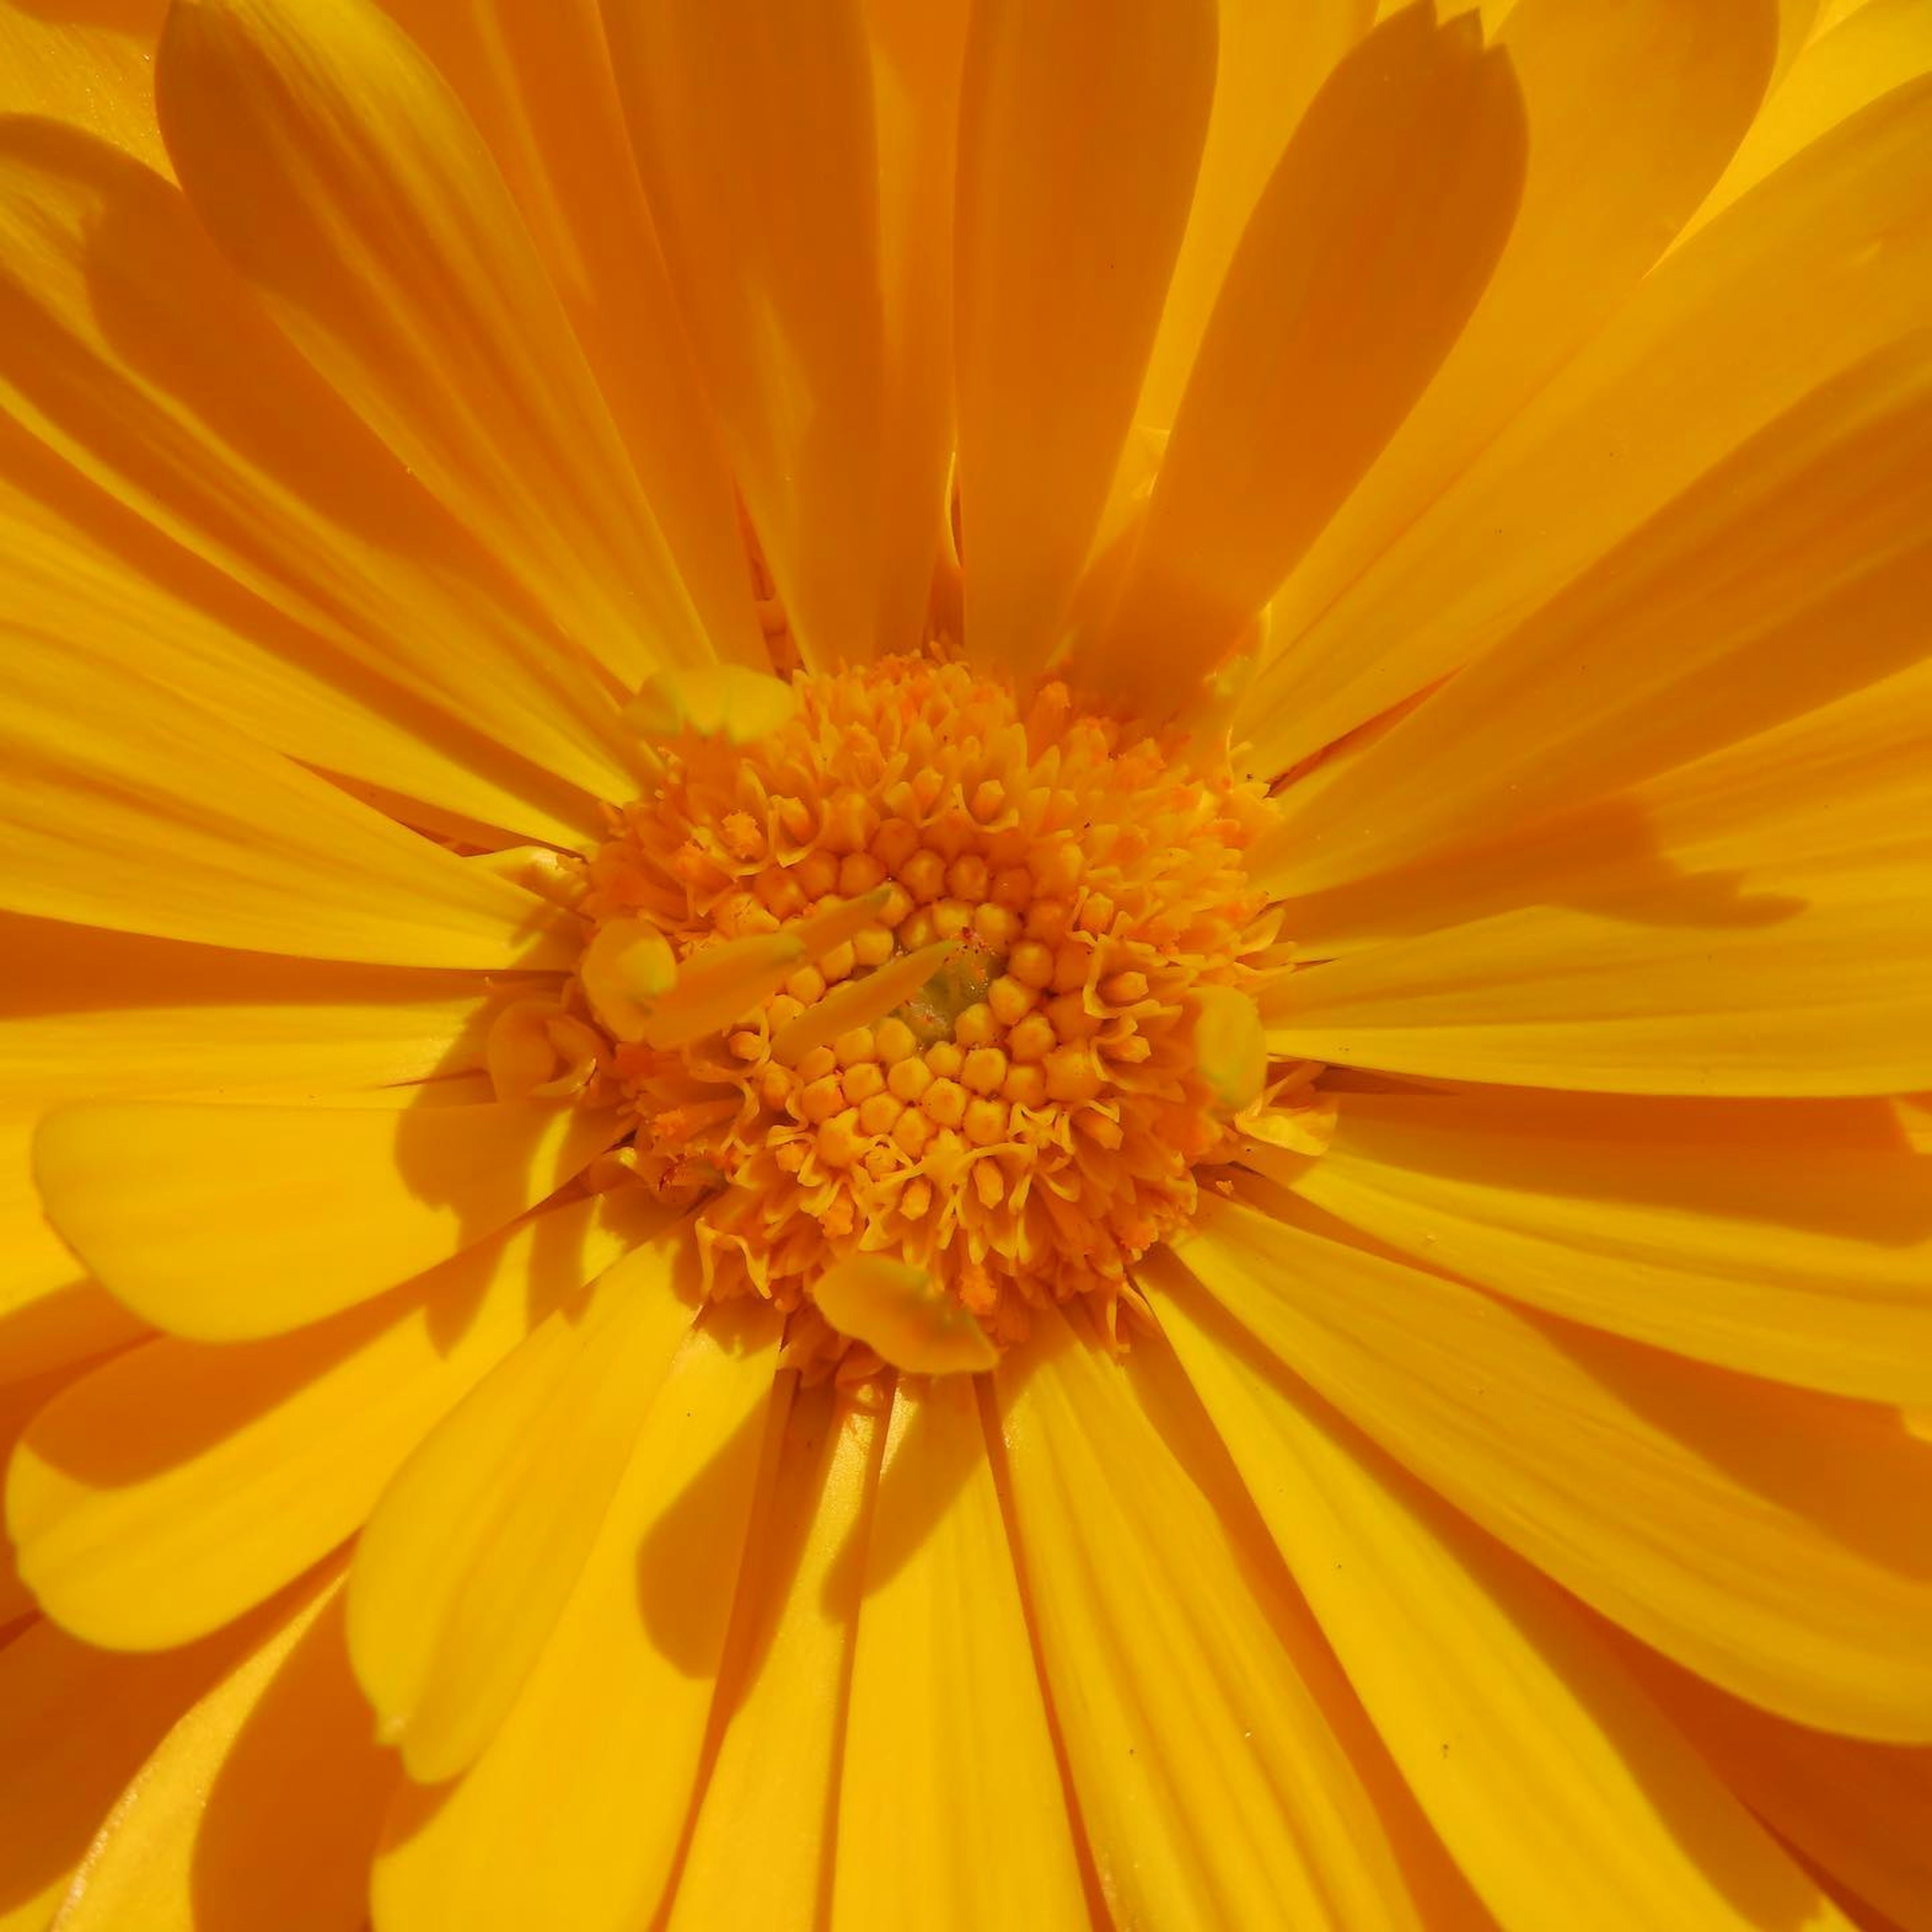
xmin=3 ymin=0 xmax=1930 ymax=1927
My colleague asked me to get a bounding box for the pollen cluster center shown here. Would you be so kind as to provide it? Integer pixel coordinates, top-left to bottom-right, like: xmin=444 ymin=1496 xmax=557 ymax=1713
xmin=560 ymin=657 xmax=1285 ymax=1378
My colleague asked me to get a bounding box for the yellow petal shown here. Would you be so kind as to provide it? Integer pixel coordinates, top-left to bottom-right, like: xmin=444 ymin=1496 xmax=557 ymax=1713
xmin=865 ymin=0 xmax=972 ymax=664
xmin=0 ymin=914 xmax=502 ymax=1107
xmin=1269 ymin=341 xmax=1932 ymax=893
xmin=770 ymin=936 xmax=958 ymax=1066
xmin=1191 ymin=984 xmax=1267 ymax=1112
xmin=1263 ymin=659 xmax=1932 ymax=1095
xmin=834 ymin=1374 xmax=1089 ymax=1928
xmin=372 ymin=1301 xmax=782 ymax=1932
xmin=603 ymin=0 xmax=891 ymax=666
xmin=1681 ymin=0 xmax=1932 ymax=247
xmin=347 ymin=1224 xmax=696 ymax=1782
xmin=1238 ymin=73 xmax=1932 ymax=775
xmin=1078 ymin=6 xmax=1526 ymax=719
xmin=51 ymin=1576 xmax=395 ymax=1932
xmin=1277 ymin=1087 xmax=1932 ymax=1405
xmin=814 ymin=1254 xmax=996 ymax=1376
xmin=0 ymin=0 xmax=167 ymax=174
xmin=157 ymin=0 xmax=714 ymax=687
xmin=7 ymin=1195 xmax=641 ymax=1649
xmin=372 ymin=0 xmax=767 ymax=669
xmin=1154 ymin=1253 xmax=1854 ymax=1932
xmin=991 ymin=1303 xmax=1426 ymax=1928
xmin=0 ymin=118 xmax=634 ymax=813
xmin=639 ymin=930 xmax=808 ymax=1050
xmin=35 ymin=1093 xmax=622 ymax=1340
xmin=625 ymin=665 xmax=801 ymax=746
xmin=1257 ymin=0 xmax=1777 ymax=723
xmin=1133 ymin=1 xmax=1369 ymax=440
xmin=671 ymin=1380 xmax=882 ymax=1928
xmin=0 ymin=1598 xmax=280 ymax=1932
xmin=1173 ymin=1193 xmax=1932 ymax=1741
xmin=1631 ymin=1644 xmax=1932 ymax=1932
xmin=953 ymin=0 xmax=1215 ymax=673
xmin=0 ymin=631 xmax=569 ymax=969
xmin=579 ymin=916 xmax=678 ymax=1043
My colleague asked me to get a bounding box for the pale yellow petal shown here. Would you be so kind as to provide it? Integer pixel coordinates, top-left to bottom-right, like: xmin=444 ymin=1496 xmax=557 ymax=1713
xmin=1258 ymin=0 xmax=1777 ymax=713
xmin=1263 ymin=661 xmax=1932 ymax=1095
xmin=158 ymin=0 xmax=713 ymax=687
xmin=603 ymin=0 xmax=892 ymax=666
xmin=7 ymin=1197 xmax=642 ymax=1649
xmin=992 ymin=1303 xmax=1425 ymax=1927
xmin=1077 ymin=6 xmax=1526 ymax=719
xmin=1238 ymin=75 xmax=1932 ymax=775
xmin=0 ymin=119 xmax=633 ymax=810
xmin=813 ymin=1254 xmax=997 ymax=1376
xmin=35 ymin=1093 xmax=622 ymax=1340
xmin=1155 ymin=1253 xmax=1854 ymax=1932
xmin=1274 ymin=1087 xmax=1932 ymax=1405
xmin=673 ymin=1381 xmax=882 ymax=1928
xmin=1174 ymin=1193 xmax=1932 ymax=1741
xmin=372 ymin=1302 xmax=782 ymax=1932
xmin=52 ymin=1578 xmax=394 ymax=1932
xmin=954 ymin=0 xmax=1215 ymax=673
xmin=834 ymin=1374 xmax=1089 ymax=1929
xmin=347 ymin=1224 xmax=696 ymax=1781
xmin=0 ymin=631 xmax=569 ymax=969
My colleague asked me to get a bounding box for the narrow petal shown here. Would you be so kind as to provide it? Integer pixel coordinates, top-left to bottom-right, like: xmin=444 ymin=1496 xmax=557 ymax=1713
xmin=1133 ymin=1 xmax=1370 ymax=438
xmin=0 ymin=0 xmax=167 ymax=173
xmin=1155 ymin=1254 xmax=1855 ymax=1932
xmin=375 ymin=0 xmax=766 ymax=668
xmin=51 ymin=1579 xmax=395 ymax=1932
xmin=6 ymin=1196 xmax=642 ymax=1650
xmin=1173 ymin=1193 xmax=1932 ymax=1741
xmin=1682 ymin=0 xmax=1932 ymax=245
xmin=1269 ymin=343 xmax=1932 ymax=893
xmin=1077 ymin=6 xmax=1525 ymax=718
xmin=834 ymin=1374 xmax=1090 ymax=1929
xmin=347 ymin=1224 xmax=697 ymax=1782
xmin=0 ymin=437 xmax=591 ymax=845
xmin=1238 ymin=75 xmax=1932 ymax=774
xmin=1274 ymin=1087 xmax=1932 ymax=1405
xmin=372 ymin=1302 xmax=782 ymax=1932
xmin=0 ymin=915 xmax=499 ymax=1106
xmin=670 ymin=1381 xmax=883 ymax=1928
xmin=34 ymin=1093 xmax=622 ymax=1340
xmin=953 ymin=0 xmax=1215 ymax=673
xmin=603 ymin=0 xmax=892 ymax=665
xmin=157 ymin=0 xmax=715 ymax=687
xmin=1262 ymin=661 xmax=1932 ymax=1095
xmin=991 ymin=1303 xmax=1425 ymax=1928
xmin=0 ymin=118 xmax=633 ymax=811
xmin=1632 ymin=1646 xmax=1932 ymax=1932
xmin=0 ymin=1603 xmax=280 ymax=1930
xmin=0 ymin=633 xmax=569 ymax=969
xmin=1260 ymin=0 xmax=1776 ymax=697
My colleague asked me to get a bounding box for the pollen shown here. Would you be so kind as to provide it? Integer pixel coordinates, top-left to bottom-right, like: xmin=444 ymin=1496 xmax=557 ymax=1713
xmin=557 ymin=657 xmax=1291 ymax=1375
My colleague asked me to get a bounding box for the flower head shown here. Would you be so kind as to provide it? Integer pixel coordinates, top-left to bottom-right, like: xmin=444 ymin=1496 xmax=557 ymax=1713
xmin=3 ymin=2 xmax=1931 ymax=1929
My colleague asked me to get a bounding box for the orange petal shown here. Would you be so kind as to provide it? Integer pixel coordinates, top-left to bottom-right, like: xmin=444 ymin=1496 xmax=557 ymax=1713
xmin=1077 ymin=5 xmax=1526 ymax=718
xmin=953 ymin=0 xmax=1215 ymax=673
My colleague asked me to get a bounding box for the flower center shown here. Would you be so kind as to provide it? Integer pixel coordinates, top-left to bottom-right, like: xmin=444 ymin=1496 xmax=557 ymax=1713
xmin=542 ymin=656 xmax=1294 ymax=1378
